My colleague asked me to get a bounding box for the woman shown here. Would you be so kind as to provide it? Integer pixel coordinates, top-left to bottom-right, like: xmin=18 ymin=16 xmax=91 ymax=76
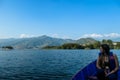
xmin=96 ymin=44 xmax=119 ymax=80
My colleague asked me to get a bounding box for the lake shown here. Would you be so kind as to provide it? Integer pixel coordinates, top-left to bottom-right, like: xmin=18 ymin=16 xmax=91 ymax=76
xmin=0 ymin=49 xmax=120 ymax=80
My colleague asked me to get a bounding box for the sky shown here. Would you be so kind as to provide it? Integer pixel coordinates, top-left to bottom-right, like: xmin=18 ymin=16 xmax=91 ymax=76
xmin=0 ymin=0 xmax=120 ymax=40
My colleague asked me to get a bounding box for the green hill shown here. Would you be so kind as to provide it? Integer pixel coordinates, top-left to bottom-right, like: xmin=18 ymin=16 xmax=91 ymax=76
xmin=0 ymin=35 xmax=97 ymax=49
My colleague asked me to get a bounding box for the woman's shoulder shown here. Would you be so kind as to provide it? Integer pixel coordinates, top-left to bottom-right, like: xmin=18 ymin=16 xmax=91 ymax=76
xmin=109 ymin=51 xmax=115 ymax=56
xmin=110 ymin=53 xmax=118 ymax=59
xmin=110 ymin=52 xmax=117 ymax=56
xmin=98 ymin=52 xmax=102 ymax=55
xmin=113 ymin=53 xmax=117 ymax=57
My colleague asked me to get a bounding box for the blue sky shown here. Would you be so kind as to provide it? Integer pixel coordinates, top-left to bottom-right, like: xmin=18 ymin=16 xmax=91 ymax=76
xmin=0 ymin=0 xmax=120 ymax=39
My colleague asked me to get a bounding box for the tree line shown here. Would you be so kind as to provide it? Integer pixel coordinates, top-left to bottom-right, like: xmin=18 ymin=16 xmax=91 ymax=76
xmin=2 ymin=46 xmax=14 ymax=50
xmin=42 ymin=39 xmax=120 ymax=49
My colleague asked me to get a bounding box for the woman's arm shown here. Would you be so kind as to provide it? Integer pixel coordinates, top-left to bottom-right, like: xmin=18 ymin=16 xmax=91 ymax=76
xmin=110 ymin=54 xmax=119 ymax=74
xmin=96 ymin=56 xmax=101 ymax=69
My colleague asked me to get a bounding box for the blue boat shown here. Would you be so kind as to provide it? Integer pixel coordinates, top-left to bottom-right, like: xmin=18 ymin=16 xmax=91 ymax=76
xmin=72 ymin=60 xmax=120 ymax=80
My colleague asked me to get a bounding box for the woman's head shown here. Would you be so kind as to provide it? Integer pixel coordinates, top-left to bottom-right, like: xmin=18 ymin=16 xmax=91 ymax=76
xmin=100 ymin=44 xmax=110 ymax=55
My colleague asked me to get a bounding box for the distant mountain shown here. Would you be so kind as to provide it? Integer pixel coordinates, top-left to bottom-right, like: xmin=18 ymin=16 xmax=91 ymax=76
xmin=111 ymin=38 xmax=120 ymax=42
xmin=0 ymin=38 xmax=15 ymax=43
xmin=76 ymin=38 xmax=97 ymax=44
xmin=0 ymin=35 xmax=97 ymax=49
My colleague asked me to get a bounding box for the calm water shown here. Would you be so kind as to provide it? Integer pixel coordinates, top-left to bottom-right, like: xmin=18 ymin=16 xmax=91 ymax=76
xmin=0 ymin=49 xmax=120 ymax=80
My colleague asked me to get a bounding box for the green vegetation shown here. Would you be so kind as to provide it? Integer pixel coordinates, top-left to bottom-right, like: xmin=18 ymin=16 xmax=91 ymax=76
xmin=42 ymin=43 xmax=84 ymax=49
xmin=42 ymin=39 xmax=120 ymax=49
xmin=2 ymin=46 xmax=14 ymax=50
xmin=59 ymin=43 xmax=84 ymax=49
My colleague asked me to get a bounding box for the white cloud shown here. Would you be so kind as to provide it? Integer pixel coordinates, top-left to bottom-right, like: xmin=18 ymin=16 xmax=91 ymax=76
xmin=49 ymin=34 xmax=71 ymax=39
xmin=81 ymin=33 xmax=120 ymax=38
xmin=20 ymin=34 xmax=35 ymax=38
xmin=82 ymin=33 xmax=103 ymax=38
xmin=50 ymin=34 xmax=59 ymax=38
xmin=19 ymin=33 xmax=120 ymax=39
xmin=104 ymin=33 xmax=120 ymax=38
xmin=19 ymin=33 xmax=71 ymax=39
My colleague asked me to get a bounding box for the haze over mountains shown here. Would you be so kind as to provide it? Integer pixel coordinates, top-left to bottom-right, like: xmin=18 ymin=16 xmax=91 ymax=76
xmin=0 ymin=35 xmax=120 ymax=49
xmin=0 ymin=35 xmax=99 ymax=49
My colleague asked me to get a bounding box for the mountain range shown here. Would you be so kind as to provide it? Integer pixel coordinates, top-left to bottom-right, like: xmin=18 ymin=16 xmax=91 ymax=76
xmin=0 ymin=35 xmax=101 ymax=49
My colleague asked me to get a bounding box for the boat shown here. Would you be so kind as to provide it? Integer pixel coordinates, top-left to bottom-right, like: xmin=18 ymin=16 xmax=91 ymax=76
xmin=72 ymin=60 xmax=120 ymax=80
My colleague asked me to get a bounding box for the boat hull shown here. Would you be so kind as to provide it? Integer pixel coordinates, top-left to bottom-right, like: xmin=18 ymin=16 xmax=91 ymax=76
xmin=72 ymin=60 xmax=120 ymax=80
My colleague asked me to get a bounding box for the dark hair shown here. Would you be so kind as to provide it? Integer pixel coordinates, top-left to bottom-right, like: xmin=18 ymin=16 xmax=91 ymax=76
xmin=99 ymin=44 xmax=110 ymax=68
xmin=100 ymin=44 xmax=110 ymax=55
